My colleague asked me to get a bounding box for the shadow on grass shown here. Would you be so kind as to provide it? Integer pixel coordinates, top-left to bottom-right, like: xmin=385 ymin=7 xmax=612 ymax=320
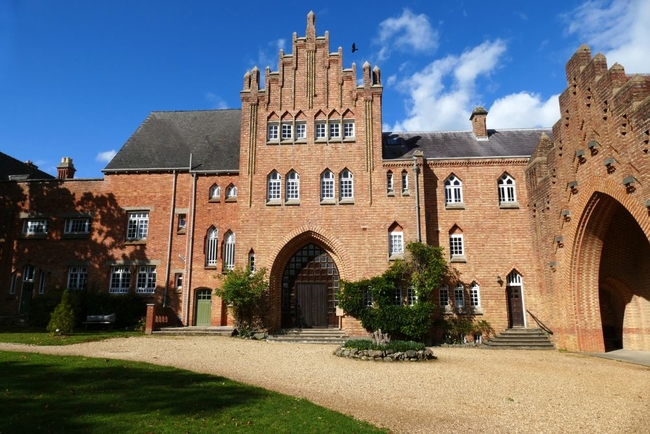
xmin=0 ymin=352 xmax=384 ymax=433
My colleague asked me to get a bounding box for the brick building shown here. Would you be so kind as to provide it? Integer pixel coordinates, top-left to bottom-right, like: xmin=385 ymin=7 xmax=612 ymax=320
xmin=2 ymin=14 xmax=648 ymax=352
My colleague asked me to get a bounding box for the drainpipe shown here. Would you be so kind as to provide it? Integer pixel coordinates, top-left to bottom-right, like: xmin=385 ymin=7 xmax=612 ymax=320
xmin=412 ymin=151 xmax=422 ymax=242
xmin=163 ymin=170 xmax=178 ymax=307
xmin=183 ymin=154 xmax=197 ymax=325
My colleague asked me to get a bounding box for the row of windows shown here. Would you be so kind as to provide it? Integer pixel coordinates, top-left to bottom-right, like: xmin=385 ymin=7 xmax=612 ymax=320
xmin=205 ymin=228 xmax=236 ymax=270
xmin=439 ymin=284 xmax=481 ymax=309
xmin=386 ymin=170 xmax=410 ymax=195
xmin=209 ymin=184 xmax=237 ymax=201
xmin=268 ymin=120 xmax=355 ymax=143
xmin=267 ymin=169 xmax=354 ymax=203
xmin=22 ymin=217 xmax=91 ymax=236
xmin=441 ymin=173 xmax=518 ymax=206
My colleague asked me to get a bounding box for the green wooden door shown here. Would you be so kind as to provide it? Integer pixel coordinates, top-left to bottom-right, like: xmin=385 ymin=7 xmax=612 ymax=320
xmin=195 ymin=290 xmax=212 ymax=326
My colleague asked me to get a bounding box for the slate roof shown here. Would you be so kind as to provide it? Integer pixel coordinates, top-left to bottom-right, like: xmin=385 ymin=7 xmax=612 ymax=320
xmin=382 ymin=129 xmax=552 ymax=160
xmin=104 ymin=110 xmax=241 ymax=173
xmin=0 ymin=152 xmax=55 ymax=181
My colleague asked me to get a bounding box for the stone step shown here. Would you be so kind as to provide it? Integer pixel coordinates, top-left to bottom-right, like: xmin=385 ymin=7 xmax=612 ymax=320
xmin=268 ymin=328 xmax=348 ymax=344
xmin=483 ymin=328 xmax=555 ymax=350
xmin=153 ymin=326 xmax=235 ymax=336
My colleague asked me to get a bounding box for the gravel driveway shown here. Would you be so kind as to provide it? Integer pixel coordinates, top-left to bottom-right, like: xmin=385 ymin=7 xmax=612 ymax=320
xmin=1 ymin=336 xmax=649 ymax=433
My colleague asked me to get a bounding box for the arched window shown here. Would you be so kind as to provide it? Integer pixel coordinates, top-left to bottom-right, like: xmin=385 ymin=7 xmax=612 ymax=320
xmin=388 ymin=223 xmax=404 ymax=258
xmin=267 ymin=171 xmax=281 ymax=202
xmin=470 ymin=282 xmax=481 ymax=307
xmin=454 ymin=284 xmax=465 ymax=309
xmin=340 ymin=169 xmax=354 ymax=200
xmin=226 ymin=184 xmax=237 ymax=199
xmin=206 ymin=227 xmax=218 ymax=266
xmin=498 ymin=174 xmax=517 ymax=204
xmin=209 ymin=184 xmax=221 ymax=201
xmin=449 ymin=226 xmax=465 ymax=261
xmin=439 ymin=285 xmax=450 ymax=308
xmin=248 ymin=249 xmax=256 ymax=272
xmin=321 ymin=170 xmax=335 ymax=201
xmin=223 ymin=231 xmax=236 ymax=271
xmin=286 ymin=171 xmax=300 ymax=201
xmin=445 ymin=175 xmax=463 ymax=205
xmin=386 ymin=171 xmax=394 ymax=194
xmin=401 ymin=170 xmax=409 ymax=194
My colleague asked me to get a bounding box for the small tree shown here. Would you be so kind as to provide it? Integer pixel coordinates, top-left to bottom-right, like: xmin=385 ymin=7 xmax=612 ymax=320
xmin=214 ymin=267 xmax=269 ymax=337
xmin=47 ymin=290 xmax=75 ymax=335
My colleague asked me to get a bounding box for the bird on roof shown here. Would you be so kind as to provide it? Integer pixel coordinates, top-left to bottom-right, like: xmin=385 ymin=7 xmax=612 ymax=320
xmin=352 ymin=43 xmax=358 ymax=53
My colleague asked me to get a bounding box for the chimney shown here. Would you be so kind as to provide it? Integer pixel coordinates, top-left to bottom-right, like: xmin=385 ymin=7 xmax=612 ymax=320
xmin=470 ymin=106 xmax=489 ymax=140
xmin=57 ymin=157 xmax=76 ymax=179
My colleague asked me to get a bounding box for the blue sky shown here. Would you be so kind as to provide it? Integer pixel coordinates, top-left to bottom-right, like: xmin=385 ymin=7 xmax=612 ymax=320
xmin=1 ymin=0 xmax=649 ymax=178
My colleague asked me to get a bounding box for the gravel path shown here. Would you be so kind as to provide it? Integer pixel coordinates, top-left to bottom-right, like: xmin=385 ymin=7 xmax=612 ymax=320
xmin=2 ymin=336 xmax=649 ymax=433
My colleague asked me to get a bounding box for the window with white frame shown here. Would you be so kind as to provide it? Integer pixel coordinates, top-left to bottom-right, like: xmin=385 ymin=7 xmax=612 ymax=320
xmin=281 ymin=122 xmax=292 ymax=140
xmin=267 ymin=171 xmax=281 ymax=202
xmin=387 ymin=171 xmax=394 ymax=194
xmin=67 ymin=266 xmax=87 ymax=290
xmin=454 ymin=284 xmax=465 ymax=308
xmin=450 ymin=234 xmax=464 ymax=257
xmin=177 ymin=214 xmax=186 ymax=231
xmin=439 ymin=285 xmax=450 ymax=308
xmin=209 ymin=184 xmax=221 ymax=200
xmin=315 ymin=122 xmax=326 ymax=139
xmin=286 ymin=171 xmax=300 ymax=201
xmin=109 ymin=266 xmax=131 ymax=294
xmin=126 ymin=212 xmax=149 ymax=241
xmin=174 ymin=273 xmax=183 ymax=291
xmin=9 ymin=272 xmax=18 ymax=294
xmin=295 ymin=122 xmax=307 ymax=140
xmin=343 ymin=121 xmax=355 ymax=138
xmin=22 ymin=265 xmax=35 ymax=295
xmin=223 ymin=231 xmax=235 ymax=271
xmin=498 ymin=174 xmax=517 ymax=204
xmin=23 ymin=219 xmax=48 ymax=235
xmin=407 ymin=286 xmax=417 ymax=306
xmin=401 ymin=170 xmax=409 ymax=194
xmin=340 ymin=170 xmax=354 ymax=200
xmin=389 ymin=231 xmax=404 ymax=257
xmin=321 ymin=170 xmax=335 ymax=201
xmin=470 ymin=283 xmax=481 ymax=308
xmin=136 ymin=265 xmax=156 ymax=294
xmin=226 ymin=184 xmax=237 ymax=199
xmin=329 ymin=122 xmax=341 ymax=139
xmin=267 ymin=123 xmax=279 ymax=141
xmin=445 ymin=175 xmax=463 ymax=205
xmin=206 ymin=227 xmax=218 ymax=266
xmin=64 ymin=218 xmax=90 ymax=234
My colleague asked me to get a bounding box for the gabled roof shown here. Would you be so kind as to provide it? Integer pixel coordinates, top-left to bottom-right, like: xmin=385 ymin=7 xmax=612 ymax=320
xmin=0 ymin=152 xmax=55 ymax=180
xmin=104 ymin=109 xmax=241 ymax=173
xmin=383 ymin=129 xmax=553 ymax=160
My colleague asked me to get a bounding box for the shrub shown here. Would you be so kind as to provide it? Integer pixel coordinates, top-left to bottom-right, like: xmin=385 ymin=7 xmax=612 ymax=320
xmin=343 ymin=339 xmax=426 ymax=352
xmin=47 ymin=290 xmax=75 ymax=335
xmin=29 ymin=289 xmax=82 ymax=327
xmin=214 ymin=267 xmax=269 ymax=336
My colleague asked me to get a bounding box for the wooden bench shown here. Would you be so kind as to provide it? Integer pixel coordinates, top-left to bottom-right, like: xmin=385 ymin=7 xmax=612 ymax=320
xmin=83 ymin=313 xmax=116 ymax=330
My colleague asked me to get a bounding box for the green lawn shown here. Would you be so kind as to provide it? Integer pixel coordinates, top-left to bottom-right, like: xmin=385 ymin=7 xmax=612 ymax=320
xmin=0 ymin=326 xmax=141 ymax=346
xmin=0 ymin=351 xmax=386 ymax=433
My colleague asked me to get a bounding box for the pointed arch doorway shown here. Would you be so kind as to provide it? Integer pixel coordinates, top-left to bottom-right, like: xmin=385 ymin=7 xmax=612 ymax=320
xmin=281 ymin=243 xmax=340 ymax=328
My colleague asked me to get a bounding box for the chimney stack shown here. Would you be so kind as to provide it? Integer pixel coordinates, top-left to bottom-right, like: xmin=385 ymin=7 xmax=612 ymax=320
xmin=57 ymin=157 xmax=76 ymax=179
xmin=470 ymin=106 xmax=489 ymax=140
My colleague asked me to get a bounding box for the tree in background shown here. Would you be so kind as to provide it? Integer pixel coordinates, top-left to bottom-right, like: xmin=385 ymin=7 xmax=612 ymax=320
xmin=47 ymin=290 xmax=75 ymax=335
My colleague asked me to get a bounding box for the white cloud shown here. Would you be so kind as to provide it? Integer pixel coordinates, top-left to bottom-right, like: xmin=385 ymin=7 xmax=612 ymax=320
xmin=565 ymin=0 xmax=650 ymax=73
xmin=254 ymin=38 xmax=287 ymax=71
xmin=96 ymin=150 xmax=116 ymax=163
xmin=376 ymin=9 xmax=438 ymax=61
xmin=205 ymin=92 xmax=228 ymax=109
xmin=390 ymin=40 xmax=507 ymax=132
xmin=488 ymin=92 xmax=560 ymax=129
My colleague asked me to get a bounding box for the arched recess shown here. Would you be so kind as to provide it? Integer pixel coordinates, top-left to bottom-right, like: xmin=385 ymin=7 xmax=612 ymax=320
xmin=268 ymin=229 xmax=348 ymax=330
xmin=572 ymin=192 xmax=650 ymax=352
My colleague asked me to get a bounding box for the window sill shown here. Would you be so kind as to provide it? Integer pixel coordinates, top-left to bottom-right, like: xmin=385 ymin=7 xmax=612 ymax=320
xmin=401 ymin=190 xmax=410 ymax=196
xmin=176 ymin=229 xmax=186 ymax=235
xmin=343 ymin=137 xmax=356 ymax=143
xmin=387 ymin=191 xmax=395 ymax=197
xmin=285 ymin=200 xmax=300 ymax=206
xmin=62 ymin=233 xmax=90 ymax=239
xmin=125 ymin=240 xmax=147 ymax=246
xmin=450 ymin=255 xmax=467 ymax=263
xmin=266 ymin=141 xmax=279 ymax=145
xmin=339 ymin=199 xmax=355 ymax=205
xmin=315 ymin=138 xmax=327 ymax=143
xmin=225 ymin=197 xmax=237 ymax=203
xmin=266 ymin=200 xmax=282 ymax=206
xmin=320 ymin=199 xmax=336 ymax=205
xmin=388 ymin=254 xmax=404 ymax=261
xmin=295 ymin=139 xmax=307 ymax=144
xmin=470 ymin=307 xmax=484 ymax=315
xmin=21 ymin=234 xmax=47 ymax=239
xmin=440 ymin=307 xmax=453 ymax=315
xmin=280 ymin=140 xmax=294 ymax=145
xmin=445 ymin=203 xmax=465 ymax=210
xmin=208 ymin=198 xmax=220 ymax=203
xmin=499 ymin=202 xmax=520 ymax=209
xmin=204 ymin=266 xmax=217 ymax=270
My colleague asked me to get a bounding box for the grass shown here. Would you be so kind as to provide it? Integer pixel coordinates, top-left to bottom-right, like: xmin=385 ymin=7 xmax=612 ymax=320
xmin=0 ymin=325 xmax=141 ymax=346
xmin=0 ymin=351 xmax=386 ymax=433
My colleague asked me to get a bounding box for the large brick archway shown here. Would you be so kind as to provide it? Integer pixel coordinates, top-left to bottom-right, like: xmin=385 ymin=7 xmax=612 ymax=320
xmin=572 ymin=193 xmax=650 ymax=351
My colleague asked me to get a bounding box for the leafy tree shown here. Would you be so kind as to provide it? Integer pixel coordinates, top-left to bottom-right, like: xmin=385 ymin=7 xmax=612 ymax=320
xmin=47 ymin=290 xmax=75 ymax=335
xmin=214 ymin=267 xmax=269 ymax=336
xmin=338 ymin=242 xmax=452 ymax=341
